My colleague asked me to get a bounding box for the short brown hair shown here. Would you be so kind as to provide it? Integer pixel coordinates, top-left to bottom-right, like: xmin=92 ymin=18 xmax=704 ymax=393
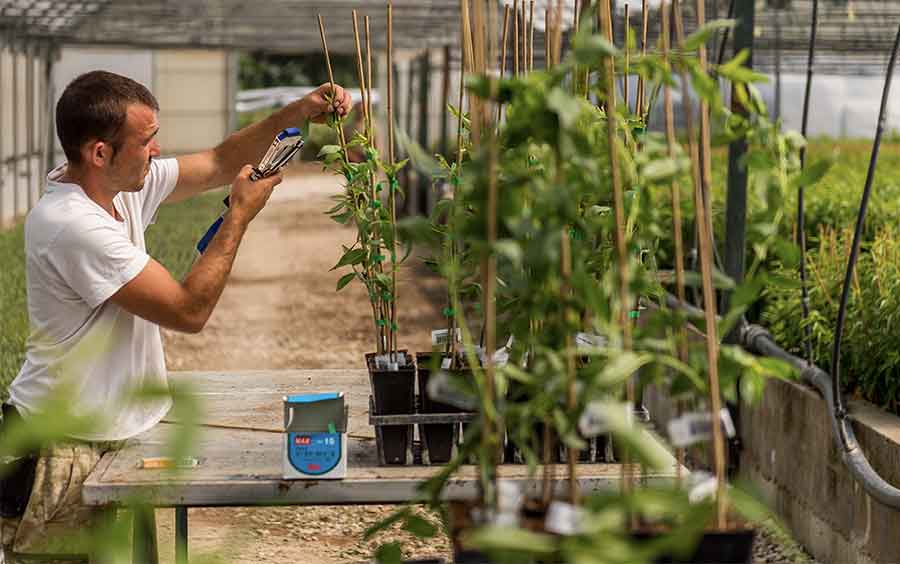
xmin=56 ymin=71 xmax=159 ymax=164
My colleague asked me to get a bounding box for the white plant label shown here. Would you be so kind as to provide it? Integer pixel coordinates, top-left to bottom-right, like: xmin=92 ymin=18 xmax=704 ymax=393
xmin=667 ymin=408 xmax=736 ymax=448
xmin=578 ymin=401 xmax=610 ymax=437
xmin=545 ymin=501 xmax=586 ymax=536
xmin=431 ymin=328 xmax=461 ymax=346
xmin=688 ymin=472 xmax=719 ymax=504
xmin=441 ymin=357 xmax=452 ymax=370
xmin=575 ymin=332 xmax=607 ymax=349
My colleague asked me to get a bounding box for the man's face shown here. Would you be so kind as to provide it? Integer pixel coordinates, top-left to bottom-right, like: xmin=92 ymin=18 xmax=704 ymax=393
xmin=106 ymin=103 xmax=160 ymax=192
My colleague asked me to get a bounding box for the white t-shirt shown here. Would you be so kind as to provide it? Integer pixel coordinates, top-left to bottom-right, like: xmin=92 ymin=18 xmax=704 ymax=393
xmin=8 ymin=158 xmax=180 ymax=441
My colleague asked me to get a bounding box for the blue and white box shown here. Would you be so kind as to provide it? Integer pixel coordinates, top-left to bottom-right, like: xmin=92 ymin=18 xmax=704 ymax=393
xmin=282 ymin=392 xmax=348 ymax=480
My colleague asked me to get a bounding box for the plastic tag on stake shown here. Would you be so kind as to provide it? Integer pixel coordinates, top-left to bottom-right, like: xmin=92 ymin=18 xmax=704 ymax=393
xmin=578 ymin=401 xmax=610 ymax=437
xmin=667 ymin=408 xmax=736 ymax=448
xmin=575 ymin=332 xmax=607 ymax=350
xmin=545 ymin=501 xmax=586 ymax=536
xmin=431 ymin=328 xmax=461 ymax=346
xmin=426 ymin=371 xmax=478 ymax=411
xmin=688 ymin=472 xmax=719 ymax=504
xmin=441 ymin=357 xmax=452 ymax=370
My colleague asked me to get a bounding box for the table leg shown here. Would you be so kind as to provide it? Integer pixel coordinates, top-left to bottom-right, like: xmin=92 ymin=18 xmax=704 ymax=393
xmin=132 ymin=506 xmax=159 ymax=564
xmin=176 ymin=507 xmax=188 ymax=564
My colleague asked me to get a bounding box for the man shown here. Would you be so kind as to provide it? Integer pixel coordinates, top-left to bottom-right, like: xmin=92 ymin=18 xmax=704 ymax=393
xmin=0 ymin=70 xmax=352 ymax=559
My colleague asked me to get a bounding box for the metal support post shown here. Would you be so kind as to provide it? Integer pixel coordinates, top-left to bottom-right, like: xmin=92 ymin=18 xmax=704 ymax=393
xmin=418 ymin=50 xmax=431 ymax=215
xmin=440 ymin=45 xmax=451 ymax=160
xmin=26 ymin=42 xmax=34 ymax=210
xmin=175 ymin=507 xmax=189 ymax=564
xmin=43 ymin=44 xmax=57 ymax=181
xmin=0 ymin=36 xmax=6 ymax=225
xmin=12 ymin=41 xmax=19 ymax=219
xmin=724 ymin=0 xmax=755 ymax=478
xmin=132 ymin=506 xmax=159 ymax=564
xmin=404 ymin=59 xmax=415 ymax=214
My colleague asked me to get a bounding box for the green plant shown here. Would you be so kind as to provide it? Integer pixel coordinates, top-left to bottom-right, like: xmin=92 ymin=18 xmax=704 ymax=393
xmin=364 ymin=4 xmax=801 ymax=562
xmin=764 ymin=225 xmax=900 ymax=413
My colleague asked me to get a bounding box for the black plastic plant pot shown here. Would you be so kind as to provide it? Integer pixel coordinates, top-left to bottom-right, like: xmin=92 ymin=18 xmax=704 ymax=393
xmin=366 ymin=351 xmax=415 ymax=465
xmin=634 ymin=528 xmax=755 ymax=564
xmin=416 ymin=353 xmax=469 ymax=464
xmin=448 ymin=500 xmax=493 ymax=564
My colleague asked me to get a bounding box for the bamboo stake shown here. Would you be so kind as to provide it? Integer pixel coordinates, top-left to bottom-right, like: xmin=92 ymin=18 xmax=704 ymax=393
xmin=660 ymin=0 xmax=687 ymax=483
xmin=624 ymin=3 xmax=630 ymax=114
xmin=352 ymin=12 xmax=369 ymax=131
xmin=637 ymin=0 xmax=649 ymax=120
xmin=528 ymin=1 xmax=535 ymax=72
xmin=673 ymin=0 xmax=728 ymax=530
xmin=696 ymin=0 xmax=714 ymax=237
xmin=545 ymin=8 xmax=552 ymax=70
xmin=521 ymin=0 xmax=528 ymax=74
xmin=365 ymin=16 xmax=376 ymax=143
xmin=513 ymin=0 xmax=520 ymax=77
xmin=601 ymin=0 xmax=635 ymax=505
xmin=498 ymin=5 xmax=511 ymax=124
xmin=317 ymin=14 xmax=347 ymax=151
xmin=562 ymin=226 xmax=578 ymax=505
xmin=387 ymin=1 xmax=399 ymax=361
xmin=461 ymin=0 xmax=475 ymax=74
xmin=553 ymin=0 xmax=563 ymax=67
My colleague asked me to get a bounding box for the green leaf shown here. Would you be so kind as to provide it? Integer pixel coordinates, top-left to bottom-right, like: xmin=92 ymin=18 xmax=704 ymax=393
xmin=317 ymin=144 xmax=342 ymax=158
xmin=374 ymin=542 xmax=403 ymax=564
xmin=572 ymin=35 xmax=618 ymax=64
xmin=336 ymin=272 xmax=356 ymax=291
xmin=546 ymin=87 xmax=581 ymax=129
xmin=683 ymin=19 xmax=735 ymax=51
xmin=466 ymin=526 xmax=557 ymax=555
xmin=792 ymin=157 xmax=834 ymax=190
xmin=403 ymin=514 xmax=438 ymax=539
xmin=330 ymin=248 xmax=367 ymax=270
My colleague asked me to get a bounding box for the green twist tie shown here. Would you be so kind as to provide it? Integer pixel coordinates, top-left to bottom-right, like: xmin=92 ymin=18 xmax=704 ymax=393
xmin=569 ymin=227 xmax=584 ymax=241
xmin=629 ymin=310 xmax=640 ymax=319
xmin=371 ymin=200 xmax=382 ymax=209
xmin=373 ymin=254 xmax=386 ymax=263
xmin=328 ymin=422 xmax=337 ymax=434
xmin=473 ymin=302 xmax=482 ymax=312
xmin=382 ymin=291 xmax=392 ymax=301
xmin=376 ymin=319 xmax=387 ymax=327
xmin=443 ymin=307 xmax=455 ymax=317
xmin=376 ymin=182 xmax=385 ymax=192
xmin=390 ymin=322 xmax=398 ymax=331
xmin=451 ymin=176 xmax=461 ymax=186
xmin=390 ymin=178 xmax=400 ymax=192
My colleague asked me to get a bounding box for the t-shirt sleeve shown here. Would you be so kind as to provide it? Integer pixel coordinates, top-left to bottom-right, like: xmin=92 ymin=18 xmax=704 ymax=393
xmin=138 ymin=158 xmax=180 ymax=228
xmin=47 ymin=215 xmax=151 ymax=309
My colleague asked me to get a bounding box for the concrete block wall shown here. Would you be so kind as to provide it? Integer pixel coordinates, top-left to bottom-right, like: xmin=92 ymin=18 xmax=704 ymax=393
xmin=645 ymin=378 xmax=900 ymax=564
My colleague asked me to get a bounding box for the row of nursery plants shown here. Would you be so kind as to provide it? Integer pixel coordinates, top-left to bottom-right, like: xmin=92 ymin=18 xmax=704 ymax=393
xmin=764 ymin=225 xmax=900 ymax=415
xmin=321 ymin=1 xmax=808 ymax=562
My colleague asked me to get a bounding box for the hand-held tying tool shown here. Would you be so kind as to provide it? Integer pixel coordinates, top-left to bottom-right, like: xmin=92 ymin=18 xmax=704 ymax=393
xmin=196 ymin=128 xmax=304 ymax=254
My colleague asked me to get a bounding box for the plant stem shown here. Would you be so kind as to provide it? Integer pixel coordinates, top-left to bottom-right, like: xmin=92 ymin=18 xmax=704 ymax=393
xmin=387 ymin=1 xmax=399 ymax=361
xmin=601 ymin=0 xmax=634 ymax=506
xmin=661 ymin=0 xmax=687 ymax=485
xmin=674 ymin=0 xmax=728 ymax=530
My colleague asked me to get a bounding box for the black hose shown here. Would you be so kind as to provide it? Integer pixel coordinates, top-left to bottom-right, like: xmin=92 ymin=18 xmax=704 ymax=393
xmin=714 ymin=0 xmax=736 ymax=67
xmin=663 ymin=293 xmax=900 ymax=508
xmin=797 ymin=0 xmax=817 ymax=365
xmin=830 ymin=23 xmax=900 ymax=435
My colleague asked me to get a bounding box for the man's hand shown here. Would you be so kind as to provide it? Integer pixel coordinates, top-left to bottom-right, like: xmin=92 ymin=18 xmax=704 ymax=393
xmin=229 ymin=165 xmax=283 ymax=224
xmin=303 ymin=83 xmax=353 ymax=124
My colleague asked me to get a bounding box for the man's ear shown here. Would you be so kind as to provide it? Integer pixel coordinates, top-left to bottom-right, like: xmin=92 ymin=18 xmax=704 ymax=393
xmin=84 ymin=140 xmax=112 ymax=167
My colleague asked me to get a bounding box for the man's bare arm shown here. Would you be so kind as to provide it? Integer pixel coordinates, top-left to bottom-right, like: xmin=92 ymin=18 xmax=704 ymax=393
xmin=167 ymin=84 xmax=353 ymax=204
xmin=111 ymin=167 xmax=281 ymax=332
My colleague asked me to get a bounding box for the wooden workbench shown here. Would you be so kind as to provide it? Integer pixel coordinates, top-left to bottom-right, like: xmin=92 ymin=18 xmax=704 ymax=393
xmin=82 ymin=370 xmax=682 ymax=562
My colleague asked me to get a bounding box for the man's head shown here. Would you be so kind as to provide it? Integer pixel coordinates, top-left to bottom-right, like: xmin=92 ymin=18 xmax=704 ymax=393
xmin=56 ymin=71 xmax=161 ymax=191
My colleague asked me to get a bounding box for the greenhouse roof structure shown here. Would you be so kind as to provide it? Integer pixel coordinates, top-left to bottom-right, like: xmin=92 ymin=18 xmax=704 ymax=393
xmin=0 ymin=0 xmax=898 ymax=75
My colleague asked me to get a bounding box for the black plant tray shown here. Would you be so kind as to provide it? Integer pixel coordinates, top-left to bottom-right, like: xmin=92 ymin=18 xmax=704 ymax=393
xmin=369 ymin=395 xmax=476 ymax=466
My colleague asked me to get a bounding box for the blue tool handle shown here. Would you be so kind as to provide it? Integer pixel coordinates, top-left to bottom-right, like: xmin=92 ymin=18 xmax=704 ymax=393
xmin=195 ymin=196 xmax=232 ymax=255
